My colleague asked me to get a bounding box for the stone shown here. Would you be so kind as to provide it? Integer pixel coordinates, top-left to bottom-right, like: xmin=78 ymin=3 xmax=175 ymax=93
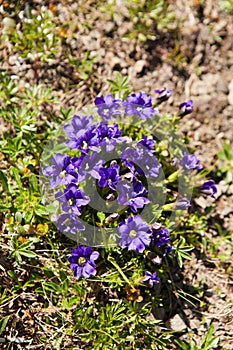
xmin=167 ymin=314 xmax=187 ymax=332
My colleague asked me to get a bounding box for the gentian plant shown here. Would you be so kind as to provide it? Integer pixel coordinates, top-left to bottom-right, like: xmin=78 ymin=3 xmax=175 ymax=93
xmin=41 ymin=86 xmax=217 ymax=297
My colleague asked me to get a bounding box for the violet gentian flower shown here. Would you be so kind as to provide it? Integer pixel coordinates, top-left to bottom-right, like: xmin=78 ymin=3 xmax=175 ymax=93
xmin=179 ymin=99 xmax=193 ymax=116
xmin=76 ymin=153 xmax=104 ymax=181
xmin=96 ymin=122 xmax=123 ymax=152
xmin=98 ymin=164 xmax=120 ymax=191
xmin=142 ymin=271 xmax=160 ymax=287
xmin=175 ymin=198 xmax=191 ymax=209
xmin=42 ymin=154 xmax=78 ymax=188
xmin=55 ymin=184 xmax=90 ymax=215
xmin=151 ymin=227 xmax=170 ymax=247
xmin=66 ymin=127 xmax=100 ymax=153
xmin=57 ymin=213 xmax=85 ymax=234
xmin=124 ymin=92 xmax=157 ymax=120
xmin=180 ymin=152 xmax=203 ymax=170
xmin=64 ymin=115 xmax=94 ymax=140
xmin=200 ymin=180 xmax=217 ymax=198
xmin=118 ymin=215 xmax=151 ymax=253
xmin=143 ymin=153 xmax=162 ymax=178
xmin=95 ymin=94 xmax=122 ymax=120
xmin=137 ymin=136 xmax=155 ymax=153
xmin=117 ymin=180 xmax=149 ymax=213
xmin=68 ymin=245 xmax=99 ymax=279
xmin=164 ymin=245 xmax=174 ymax=255
xmin=155 ymin=87 xmax=172 ymax=102
xmin=121 ymin=147 xmax=161 ymax=178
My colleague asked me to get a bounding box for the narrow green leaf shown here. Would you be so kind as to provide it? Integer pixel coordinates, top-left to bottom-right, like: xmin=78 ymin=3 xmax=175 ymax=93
xmin=0 ymin=170 xmax=9 ymax=193
xmin=15 ymin=252 xmax=22 ymax=265
xmin=24 ymin=209 xmax=34 ymax=223
xmin=34 ymin=205 xmax=48 ymax=216
xmin=179 ymin=251 xmax=192 ymax=260
xmin=223 ymin=141 xmax=232 ymax=161
xmin=18 ymin=239 xmax=37 ymax=250
xmin=177 ymin=252 xmax=183 ymax=268
xmin=11 ymin=167 xmax=23 ymax=192
xmin=0 ymin=315 xmax=10 ymax=335
xmin=18 ymin=250 xmax=36 ymax=258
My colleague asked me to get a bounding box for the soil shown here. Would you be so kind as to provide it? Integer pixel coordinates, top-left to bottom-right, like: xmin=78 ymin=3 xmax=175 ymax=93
xmin=1 ymin=0 xmax=233 ymax=348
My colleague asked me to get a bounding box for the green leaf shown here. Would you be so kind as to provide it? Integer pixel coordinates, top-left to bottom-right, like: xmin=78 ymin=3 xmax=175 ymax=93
xmin=0 ymin=204 xmax=11 ymax=211
xmin=34 ymin=205 xmax=48 ymax=216
xmin=11 ymin=167 xmax=23 ymax=192
xmin=174 ymin=339 xmax=190 ymax=350
xmin=223 ymin=140 xmax=232 ymax=161
xmin=7 ymin=270 xmax=18 ymax=281
xmin=18 ymin=239 xmax=36 ymax=250
xmin=0 ymin=170 xmax=9 ymax=193
xmin=176 ymin=252 xmax=183 ymax=268
xmin=15 ymin=252 xmax=22 ymax=265
xmin=18 ymin=250 xmax=36 ymax=258
xmin=29 ymin=173 xmax=39 ymax=193
xmin=97 ymin=212 xmax=106 ymax=223
xmin=201 ymin=323 xmax=219 ymax=350
xmin=12 ymin=236 xmax=19 ymax=249
xmin=179 ymin=251 xmax=193 ymax=260
xmin=24 ymin=209 xmax=34 ymax=223
xmin=0 ymin=315 xmax=10 ymax=335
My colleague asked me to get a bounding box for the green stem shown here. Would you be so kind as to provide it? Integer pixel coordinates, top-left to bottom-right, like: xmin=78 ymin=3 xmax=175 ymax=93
xmin=107 ymin=256 xmax=134 ymax=289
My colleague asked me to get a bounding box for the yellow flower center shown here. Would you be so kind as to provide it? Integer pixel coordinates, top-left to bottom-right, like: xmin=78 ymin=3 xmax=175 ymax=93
xmin=67 ymin=198 xmax=75 ymax=206
xmin=78 ymin=257 xmax=86 ymax=266
xmin=129 ymin=229 xmax=137 ymax=239
xmin=60 ymin=170 xmax=66 ymax=178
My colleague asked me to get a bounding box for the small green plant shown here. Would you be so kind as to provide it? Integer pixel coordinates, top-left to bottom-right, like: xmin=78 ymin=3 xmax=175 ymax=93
xmin=175 ymin=323 xmax=219 ymax=350
xmin=174 ymin=237 xmax=194 ymax=268
xmin=69 ymin=51 xmax=98 ymax=80
xmin=108 ymin=72 xmax=132 ymax=98
xmin=123 ymin=0 xmax=177 ymax=41
xmin=5 ymin=7 xmax=60 ymax=62
xmin=8 ymin=236 xmax=39 ymax=265
xmin=217 ymin=140 xmax=233 ymax=183
xmin=219 ymin=0 xmax=233 ymax=12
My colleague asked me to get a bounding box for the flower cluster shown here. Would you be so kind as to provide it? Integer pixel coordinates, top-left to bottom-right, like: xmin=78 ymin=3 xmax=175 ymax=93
xmin=42 ymin=89 xmax=217 ymax=282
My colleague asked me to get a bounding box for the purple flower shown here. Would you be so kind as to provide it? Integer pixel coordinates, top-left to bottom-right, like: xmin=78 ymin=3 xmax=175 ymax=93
xmin=121 ymin=147 xmax=161 ymax=178
xmin=117 ymin=180 xmax=149 ymax=213
xmin=118 ymin=216 xmax=151 ymax=253
xmin=76 ymin=153 xmax=104 ymax=181
xmin=57 ymin=213 xmax=85 ymax=234
xmin=179 ymin=99 xmax=193 ymax=116
xmin=95 ymin=94 xmax=122 ymax=120
xmin=68 ymin=245 xmax=99 ymax=279
xmin=124 ymin=92 xmax=157 ymax=120
xmin=64 ymin=115 xmax=94 ymax=140
xmin=180 ymin=152 xmax=203 ymax=170
xmin=137 ymin=136 xmax=155 ymax=153
xmin=175 ymin=198 xmax=191 ymax=209
xmin=151 ymin=227 xmax=170 ymax=247
xmin=164 ymin=245 xmax=174 ymax=255
xmin=155 ymin=87 xmax=172 ymax=102
xmin=56 ymin=184 xmax=90 ymax=215
xmin=96 ymin=122 xmax=123 ymax=152
xmin=98 ymin=164 xmax=120 ymax=191
xmin=200 ymin=180 xmax=217 ymax=198
xmin=66 ymin=127 xmax=100 ymax=153
xmin=142 ymin=271 xmax=160 ymax=287
xmin=42 ymin=154 xmax=78 ymax=188
xmin=143 ymin=153 xmax=162 ymax=178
